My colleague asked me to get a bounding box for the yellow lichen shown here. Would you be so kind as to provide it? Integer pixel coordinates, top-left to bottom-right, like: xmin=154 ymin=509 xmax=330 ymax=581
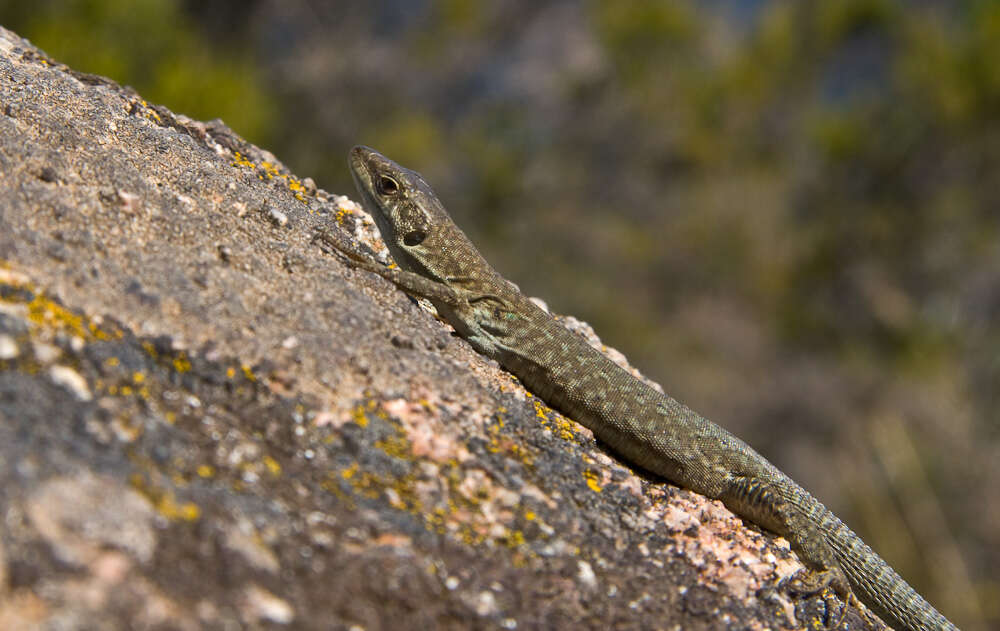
xmin=501 ymin=529 xmax=526 ymax=548
xmin=229 ymin=152 xmax=309 ymax=204
xmin=263 ymin=455 xmax=281 ymax=476
xmin=129 ymin=474 xmax=200 ymax=522
xmin=584 ymin=470 xmax=604 ymax=493
xmin=241 ymin=364 xmax=256 ymax=382
xmin=375 ymin=434 xmax=412 ymax=460
xmin=159 ymin=496 xmax=200 ymax=521
xmin=172 ymin=354 xmax=191 ymax=373
xmin=351 ymin=404 xmax=369 ymax=428
xmin=24 ymin=293 xmax=115 ymax=340
xmin=335 ymin=207 xmax=354 ymax=224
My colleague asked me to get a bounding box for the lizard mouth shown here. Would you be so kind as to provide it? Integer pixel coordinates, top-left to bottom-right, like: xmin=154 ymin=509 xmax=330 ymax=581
xmin=348 ymin=145 xmax=374 ymax=190
xmin=347 ymin=145 xmax=401 ymax=254
xmin=347 ymin=145 xmax=381 ymax=216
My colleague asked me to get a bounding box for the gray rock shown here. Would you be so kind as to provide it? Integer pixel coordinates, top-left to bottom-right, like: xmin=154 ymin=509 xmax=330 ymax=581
xmin=0 ymin=26 xmax=878 ymax=631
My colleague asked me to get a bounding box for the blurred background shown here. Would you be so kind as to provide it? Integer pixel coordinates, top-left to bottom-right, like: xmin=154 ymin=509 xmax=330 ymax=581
xmin=2 ymin=1 xmax=997 ymax=628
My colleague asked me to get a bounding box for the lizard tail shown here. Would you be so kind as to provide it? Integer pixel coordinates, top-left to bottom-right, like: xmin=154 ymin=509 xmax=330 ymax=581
xmin=818 ymin=505 xmax=958 ymax=631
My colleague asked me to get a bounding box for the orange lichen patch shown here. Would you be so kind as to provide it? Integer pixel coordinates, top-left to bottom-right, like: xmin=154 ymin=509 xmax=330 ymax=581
xmin=483 ymin=413 xmax=534 ymax=466
xmin=172 ymin=354 xmax=191 ymax=373
xmin=328 ymin=434 xmax=541 ymax=553
xmin=383 ymin=396 xmax=467 ymax=462
xmin=339 ymin=463 xmax=358 ymax=480
xmin=531 ymin=398 xmax=550 ymax=422
xmin=531 ymin=398 xmax=580 ymax=443
xmin=314 ymin=390 xmax=556 ymax=558
xmin=233 ymin=452 xmax=284 ymax=484
xmin=129 ymin=474 xmax=200 ymax=522
xmin=286 ymin=178 xmax=308 ymax=198
xmin=315 ymin=398 xmax=384 ymax=430
xmin=159 ymin=495 xmax=201 ymax=521
xmin=262 ymin=455 xmax=282 ymax=476
xmin=241 ymin=364 xmax=256 ymax=382
xmin=375 ymin=434 xmax=412 ymax=460
xmin=506 ymin=441 xmax=533 ymax=466
xmin=129 ymin=98 xmax=163 ymax=124
xmin=329 ymin=195 xmax=365 ymax=226
xmin=344 ymin=467 xmax=422 ymax=510
xmin=229 ymin=151 xmax=309 ymax=203
xmin=499 ymin=528 xmax=526 ymax=548
xmin=583 ymin=470 xmax=603 ymax=493
xmin=321 ymin=473 xmax=356 ymax=509
xmin=0 ymin=273 xmax=120 ymax=342
xmin=350 ymin=403 xmax=370 ymax=428
xmin=335 ymin=207 xmax=353 ymax=225
xmin=29 ymin=294 xmax=113 ymax=340
xmin=196 ymin=465 xmax=215 ymax=478
xmin=231 ymin=151 xmax=255 ymax=170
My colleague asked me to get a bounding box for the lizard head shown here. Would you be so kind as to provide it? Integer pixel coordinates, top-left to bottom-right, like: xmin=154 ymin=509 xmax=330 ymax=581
xmin=348 ymin=145 xmax=492 ymax=284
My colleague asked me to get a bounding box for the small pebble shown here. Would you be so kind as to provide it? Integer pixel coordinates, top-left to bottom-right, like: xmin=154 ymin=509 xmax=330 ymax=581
xmin=0 ymin=335 xmax=18 ymax=360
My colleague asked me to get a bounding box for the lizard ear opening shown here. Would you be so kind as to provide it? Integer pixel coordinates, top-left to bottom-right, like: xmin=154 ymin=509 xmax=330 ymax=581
xmin=402 ymin=230 xmax=427 ymax=246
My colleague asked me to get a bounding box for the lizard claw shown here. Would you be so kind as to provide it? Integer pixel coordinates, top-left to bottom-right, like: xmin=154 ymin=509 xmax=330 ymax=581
xmin=778 ymin=568 xmax=853 ymax=630
xmin=312 ymin=226 xmax=367 ymax=266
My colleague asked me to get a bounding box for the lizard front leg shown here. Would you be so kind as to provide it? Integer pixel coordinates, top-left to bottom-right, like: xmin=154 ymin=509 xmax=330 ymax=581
xmin=313 ymin=227 xmax=461 ymax=305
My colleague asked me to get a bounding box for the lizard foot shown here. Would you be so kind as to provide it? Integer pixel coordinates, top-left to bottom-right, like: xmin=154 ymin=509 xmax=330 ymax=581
xmin=786 ymin=566 xmax=849 ymax=597
xmin=312 ymin=227 xmax=365 ymax=264
xmin=781 ymin=567 xmax=853 ymax=630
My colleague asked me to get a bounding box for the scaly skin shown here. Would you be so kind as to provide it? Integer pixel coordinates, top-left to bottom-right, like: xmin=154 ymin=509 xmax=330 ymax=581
xmin=318 ymin=145 xmax=959 ymax=631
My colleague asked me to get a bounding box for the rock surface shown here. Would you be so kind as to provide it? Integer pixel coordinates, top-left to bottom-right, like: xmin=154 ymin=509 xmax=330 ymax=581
xmin=0 ymin=27 xmax=880 ymax=630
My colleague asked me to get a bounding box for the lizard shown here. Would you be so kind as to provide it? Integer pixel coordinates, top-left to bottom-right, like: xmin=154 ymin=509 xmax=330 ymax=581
xmin=316 ymin=145 xmax=960 ymax=631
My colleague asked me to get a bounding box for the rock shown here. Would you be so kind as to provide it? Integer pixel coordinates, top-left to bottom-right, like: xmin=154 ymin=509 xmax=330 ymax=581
xmin=0 ymin=26 xmax=878 ymax=631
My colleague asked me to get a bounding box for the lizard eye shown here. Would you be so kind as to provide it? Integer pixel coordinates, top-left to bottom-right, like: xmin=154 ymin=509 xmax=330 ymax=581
xmin=376 ymin=175 xmax=400 ymax=196
xmin=402 ymin=230 xmax=426 ymax=246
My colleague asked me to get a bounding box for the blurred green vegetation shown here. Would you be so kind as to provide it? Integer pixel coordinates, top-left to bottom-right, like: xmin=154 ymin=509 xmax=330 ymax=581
xmin=2 ymin=1 xmax=996 ymax=627
xmin=0 ymin=0 xmax=276 ymax=144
